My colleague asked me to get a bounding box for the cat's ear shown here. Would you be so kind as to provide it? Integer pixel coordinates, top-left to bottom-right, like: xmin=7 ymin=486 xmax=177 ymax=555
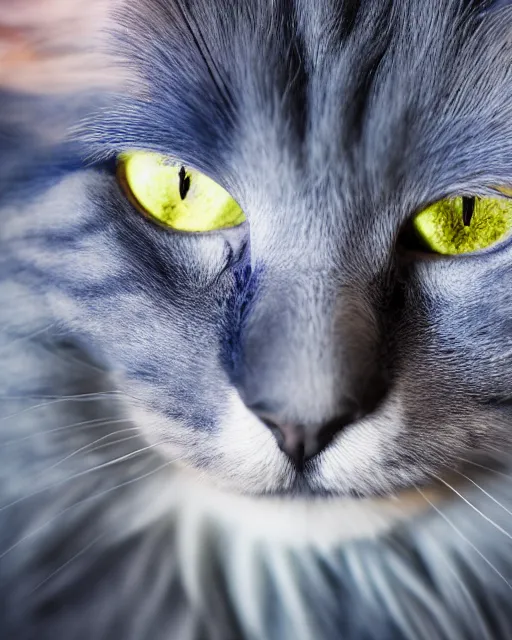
xmin=0 ymin=0 xmax=124 ymax=94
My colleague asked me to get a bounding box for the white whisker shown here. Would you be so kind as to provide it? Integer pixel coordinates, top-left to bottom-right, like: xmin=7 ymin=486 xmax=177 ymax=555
xmin=0 ymin=324 xmax=56 ymax=355
xmin=430 ymin=474 xmax=512 ymax=543
xmin=0 ymin=393 xmax=125 ymax=424
xmin=415 ymin=486 xmax=512 ymax=592
xmin=28 ymin=533 xmax=106 ymax=595
xmin=484 ymin=444 xmax=512 ymax=458
xmin=0 ymin=454 xmax=177 ymax=562
xmin=0 ymin=391 xmax=124 ymax=402
xmin=453 ymin=470 xmax=512 ymax=519
xmin=0 ymin=438 xmax=159 ymax=514
xmin=458 ymin=458 xmax=512 ymax=480
xmin=2 ymin=417 xmax=127 ymax=446
xmin=39 ymin=428 xmax=142 ymax=473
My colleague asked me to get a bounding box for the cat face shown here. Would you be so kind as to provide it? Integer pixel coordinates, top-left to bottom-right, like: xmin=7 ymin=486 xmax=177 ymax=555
xmin=5 ymin=0 xmax=512 ymax=496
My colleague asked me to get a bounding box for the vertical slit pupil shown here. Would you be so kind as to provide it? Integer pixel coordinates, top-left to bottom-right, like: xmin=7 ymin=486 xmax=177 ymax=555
xmin=179 ymin=166 xmax=191 ymax=200
xmin=462 ymin=196 xmax=475 ymax=227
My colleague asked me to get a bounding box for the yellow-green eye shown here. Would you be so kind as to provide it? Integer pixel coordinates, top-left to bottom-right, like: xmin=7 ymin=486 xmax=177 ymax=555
xmin=117 ymin=151 xmax=246 ymax=232
xmin=413 ymin=194 xmax=512 ymax=255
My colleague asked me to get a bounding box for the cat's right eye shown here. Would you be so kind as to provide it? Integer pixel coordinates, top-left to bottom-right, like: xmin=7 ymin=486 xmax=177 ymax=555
xmin=406 ymin=193 xmax=512 ymax=255
xmin=117 ymin=151 xmax=246 ymax=232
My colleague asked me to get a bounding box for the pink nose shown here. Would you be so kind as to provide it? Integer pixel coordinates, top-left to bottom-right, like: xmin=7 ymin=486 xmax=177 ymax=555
xmin=258 ymin=410 xmax=360 ymax=470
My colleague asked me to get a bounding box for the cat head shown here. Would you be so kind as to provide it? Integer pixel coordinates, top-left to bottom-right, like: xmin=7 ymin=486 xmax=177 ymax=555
xmin=5 ymin=0 xmax=512 ymax=496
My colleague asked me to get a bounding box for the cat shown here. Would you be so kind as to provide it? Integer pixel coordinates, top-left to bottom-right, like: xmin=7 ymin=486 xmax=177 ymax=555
xmin=2 ymin=0 xmax=512 ymax=638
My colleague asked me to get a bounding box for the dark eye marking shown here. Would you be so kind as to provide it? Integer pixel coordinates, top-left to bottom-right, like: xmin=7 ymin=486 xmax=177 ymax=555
xmin=462 ymin=196 xmax=475 ymax=227
xmin=179 ymin=166 xmax=191 ymax=200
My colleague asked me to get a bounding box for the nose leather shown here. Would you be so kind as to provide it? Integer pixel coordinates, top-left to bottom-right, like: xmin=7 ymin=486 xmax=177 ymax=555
xmin=259 ymin=409 xmax=360 ymax=469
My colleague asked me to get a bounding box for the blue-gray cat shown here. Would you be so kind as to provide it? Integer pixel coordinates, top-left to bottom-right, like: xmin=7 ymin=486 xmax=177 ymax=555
xmin=2 ymin=0 xmax=512 ymax=638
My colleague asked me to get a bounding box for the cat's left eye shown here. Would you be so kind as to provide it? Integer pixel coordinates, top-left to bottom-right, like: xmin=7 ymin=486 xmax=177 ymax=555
xmin=411 ymin=193 xmax=512 ymax=255
xmin=117 ymin=151 xmax=246 ymax=232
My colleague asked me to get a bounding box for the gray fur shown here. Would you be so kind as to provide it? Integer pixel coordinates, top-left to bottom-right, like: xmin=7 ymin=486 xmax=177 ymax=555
xmin=2 ymin=0 xmax=512 ymax=637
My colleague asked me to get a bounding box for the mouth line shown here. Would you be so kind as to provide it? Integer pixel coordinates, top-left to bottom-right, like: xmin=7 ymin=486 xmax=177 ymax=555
xmin=126 ymin=393 xmax=509 ymax=503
